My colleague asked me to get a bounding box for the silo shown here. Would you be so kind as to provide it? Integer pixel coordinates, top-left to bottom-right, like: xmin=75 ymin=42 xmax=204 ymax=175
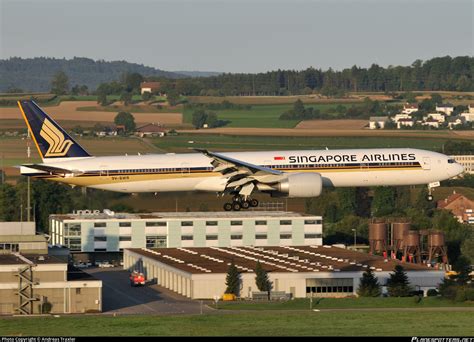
xmin=369 ymin=222 xmax=388 ymax=255
xmin=428 ymin=230 xmax=448 ymax=264
xmin=392 ymin=222 xmax=410 ymax=252
xmin=403 ymin=230 xmax=421 ymax=263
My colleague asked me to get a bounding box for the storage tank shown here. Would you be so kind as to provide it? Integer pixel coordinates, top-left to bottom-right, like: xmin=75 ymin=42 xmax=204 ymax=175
xmin=403 ymin=231 xmax=420 ymax=247
xmin=428 ymin=230 xmax=445 ymax=247
xmin=369 ymin=223 xmax=387 ymax=240
xmin=393 ymin=222 xmax=410 ymax=241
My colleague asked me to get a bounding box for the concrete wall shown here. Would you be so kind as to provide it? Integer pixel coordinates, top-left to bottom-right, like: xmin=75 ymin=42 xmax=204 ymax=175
xmin=0 ymin=222 xmax=35 ymax=236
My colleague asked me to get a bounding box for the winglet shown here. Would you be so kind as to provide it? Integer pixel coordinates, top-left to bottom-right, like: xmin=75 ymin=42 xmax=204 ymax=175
xmin=18 ymin=100 xmax=91 ymax=161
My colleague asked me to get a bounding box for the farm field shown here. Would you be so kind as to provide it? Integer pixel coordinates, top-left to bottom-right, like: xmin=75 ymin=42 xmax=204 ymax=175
xmin=188 ymin=95 xmax=367 ymax=105
xmin=0 ymin=101 xmax=183 ymax=125
xmin=179 ymin=127 xmax=474 ymax=140
xmin=0 ymin=137 xmax=159 ymax=167
xmin=152 ymin=133 xmax=468 ymax=153
xmin=183 ymin=103 xmax=365 ymax=128
xmin=0 ymin=310 xmax=473 ymax=336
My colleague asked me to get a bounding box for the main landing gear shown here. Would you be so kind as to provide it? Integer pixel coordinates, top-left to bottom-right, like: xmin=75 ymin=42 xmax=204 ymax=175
xmin=223 ymin=196 xmax=259 ymax=211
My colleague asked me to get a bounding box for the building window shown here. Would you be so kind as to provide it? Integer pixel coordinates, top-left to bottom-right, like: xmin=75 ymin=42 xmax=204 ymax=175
xmin=231 ymin=234 xmax=243 ymax=240
xmin=304 ymin=220 xmax=317 ymax=225
xmin=206 ymin=221 xmax=218 ymax=226
xmin=94 ymin=248 xmax=106 ymax=252
xmin=146 ymin=236 xmax=167 ymax=248
xmin=119 ymin=236 xmax=132 ymax=241
xmin=255 ymin=220 xmax=267 ymax=225
xmin=94 ymin=236 xmax=107 ymax=242
xmin=230 ymin=221 xmax=243 ymax=226
xmin=280 ymin=220 xmax=292 ymax=225
xmin=65 ymin=238 xmax=81 ymax=251
xmin=304 ymin=234 xmax=322 ymax=239
xmin=94 ymin=222 xmax=106 ymax=228
xmin=64 ymin=223 xmax=81 ymax=236
xmin=146 ymin=221 xmax=167 ymax=227
xmin=280 ymin=234 xmax=292 ymax=239
xmin=181 ymin=235 xmax=193 ymax=240
xmin=256 ymin=234 xmax=267 ymax=239
xmin=119 ymin=222 xmax=131 ymax=227
xmin=76 ymin=288 xmax=81 ymax=295
xmin=206 ymin=235 xmax=218 ymax=240
xmin=181 ymin=221 xmax=193 ymax=227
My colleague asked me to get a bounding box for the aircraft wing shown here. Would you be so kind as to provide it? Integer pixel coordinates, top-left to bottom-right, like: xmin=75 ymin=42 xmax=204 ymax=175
xmin=195 ymin=149 xmax=285 ymax=197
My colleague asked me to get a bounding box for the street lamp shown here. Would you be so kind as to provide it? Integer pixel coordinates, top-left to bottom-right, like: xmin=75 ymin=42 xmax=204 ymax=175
xmin=351 ymin=229 xmax=357 ymax=249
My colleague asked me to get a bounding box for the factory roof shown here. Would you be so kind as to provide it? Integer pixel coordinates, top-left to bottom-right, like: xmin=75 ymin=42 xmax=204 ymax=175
xmin=126 ymin=246 xmax=434 ymax=275
xmin=0 ymin=254 xmax=66 ymax=265
xmin=51 ymin=211 xmax=320 ymax=221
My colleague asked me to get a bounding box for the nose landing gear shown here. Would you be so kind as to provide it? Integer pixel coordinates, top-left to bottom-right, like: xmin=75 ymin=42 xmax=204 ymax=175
xmin=426 ymin=181 xmax=440 ymax=201
xmin=223 ymin=196 xmax=259 ymax=211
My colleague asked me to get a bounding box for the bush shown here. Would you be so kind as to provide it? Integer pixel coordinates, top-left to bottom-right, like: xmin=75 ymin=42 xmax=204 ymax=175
xmin=455 ymin=288 xmax=467 ymax=302
xmin=465 ymin=288 xmax=474 ymax=301
xmin=427 ymin=289 xmax=438 ymax=297
xmin=41 ymin=302 xmax=52 ymax=314
xmin=413 ymin=295 xmax=423 ymax=304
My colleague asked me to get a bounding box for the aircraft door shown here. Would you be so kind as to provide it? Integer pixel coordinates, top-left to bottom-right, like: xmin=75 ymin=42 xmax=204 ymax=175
xmin=181 ymin=162 xmax=190 ymax=175
xmin=99 ymin=165 xmax=109 ymax=179
xmin=422 ymin=157 xmax=431 ymax=170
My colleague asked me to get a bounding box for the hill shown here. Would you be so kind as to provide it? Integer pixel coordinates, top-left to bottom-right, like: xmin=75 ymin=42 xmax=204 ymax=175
xmin=0 ymin=57 xmax=184 ymax=92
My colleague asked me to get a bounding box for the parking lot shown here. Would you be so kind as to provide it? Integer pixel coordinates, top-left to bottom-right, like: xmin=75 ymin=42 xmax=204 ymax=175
xmin=85 ymin=267 xmax=214 ymax=315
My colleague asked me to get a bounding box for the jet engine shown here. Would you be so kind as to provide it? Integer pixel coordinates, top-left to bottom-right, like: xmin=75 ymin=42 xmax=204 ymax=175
xmin=272 ymin=173 xmax=323 ymax=198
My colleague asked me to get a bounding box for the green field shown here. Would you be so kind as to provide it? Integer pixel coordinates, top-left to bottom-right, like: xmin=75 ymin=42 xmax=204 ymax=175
xmin=153 ymin=134 xmax=459 ymax=153
xmin=183 ymin=103 xmax=357 ymax=128
xmin=217 ymin=297 xmax=474 ymax=310
xmin=0 ymin=311 xmax=472 ymax=336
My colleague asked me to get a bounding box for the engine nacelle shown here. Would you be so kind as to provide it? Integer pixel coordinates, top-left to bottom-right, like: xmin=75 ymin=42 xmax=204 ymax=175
xmin=274 ymin=173 xmax=323 ymax=198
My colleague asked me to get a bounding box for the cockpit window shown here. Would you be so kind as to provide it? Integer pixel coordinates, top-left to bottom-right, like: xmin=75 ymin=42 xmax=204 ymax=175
xmin=447 ymin=159 xmax=456 ymax=164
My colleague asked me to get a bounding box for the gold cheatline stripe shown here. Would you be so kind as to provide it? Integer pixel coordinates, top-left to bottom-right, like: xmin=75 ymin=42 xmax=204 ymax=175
xmin=33 ymin=166 xmax=423 ymax=186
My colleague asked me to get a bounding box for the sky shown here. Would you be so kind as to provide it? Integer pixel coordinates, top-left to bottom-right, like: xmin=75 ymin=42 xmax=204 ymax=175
xmin=1 ymin=0 xmax=472 ymax=73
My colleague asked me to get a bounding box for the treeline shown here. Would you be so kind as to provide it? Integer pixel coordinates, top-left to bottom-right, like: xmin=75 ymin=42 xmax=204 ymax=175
xmin=148 ymin=56 xmax=473 ymax=96
xmin=0 ymin=57 xmax=183 ymax=92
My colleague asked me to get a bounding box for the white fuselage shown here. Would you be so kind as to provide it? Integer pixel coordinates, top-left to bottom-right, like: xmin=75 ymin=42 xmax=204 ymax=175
xmin=22 ymin=148 xmax=464 ymax=194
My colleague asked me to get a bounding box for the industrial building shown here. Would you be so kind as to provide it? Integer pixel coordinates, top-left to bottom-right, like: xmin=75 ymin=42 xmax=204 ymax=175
xmin=0 ymin=222 xmax=47 ymax=255
xmin=50 ymin=210 xmax=323 ymax=253
xmin=0 ymin=254 xmax=102 ymax=315
xmin=124 ymin=246 xmax=444 ymax=299
xmin=0 ymin=222 xmax=102 ymax=315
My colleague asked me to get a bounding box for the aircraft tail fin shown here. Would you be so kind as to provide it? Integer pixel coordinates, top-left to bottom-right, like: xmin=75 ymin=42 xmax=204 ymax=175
xmin=17 ymin=100 xmax=91 ymax=161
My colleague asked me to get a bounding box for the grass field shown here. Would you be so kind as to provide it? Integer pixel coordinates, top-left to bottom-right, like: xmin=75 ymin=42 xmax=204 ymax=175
xmin=183 ymin=103 xmax=363 ymax=128
xmin=216 ymin=297 xmax=474 ymax=310
xmin=0 ymin=311 xmax=473 ymax=336
xmin=153 ymin=133 xmax=460 ymax=153
xmin=0 ymin=137 xmax=159 ymax=167
xmin=187 ymin=95 xmax=366 ymax=105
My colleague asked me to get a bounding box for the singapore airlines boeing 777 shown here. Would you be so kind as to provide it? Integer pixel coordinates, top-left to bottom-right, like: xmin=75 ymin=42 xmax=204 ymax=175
xmin=18 ymin=101 xmax=464 ymax=211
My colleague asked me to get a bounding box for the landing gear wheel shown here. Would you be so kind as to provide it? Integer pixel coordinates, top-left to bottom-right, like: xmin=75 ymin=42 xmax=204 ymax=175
xmin=223 ymin=203 xmax=233 ymax=211
xmin=232 ymin=202 xmax=242 ymax=211
xmin=241 ymin=201 xmax=250 ymax=209
xmin=426 ymin=195 xmax=433 ymax=201
xmin=249 ymin=198 xmax=259 ymax=207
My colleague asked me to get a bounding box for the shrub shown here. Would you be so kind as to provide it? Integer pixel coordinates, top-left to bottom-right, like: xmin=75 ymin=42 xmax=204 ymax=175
xmin=427 ymin=289 xmax=438 ymax=297
xmin=413 ymin=295 xmax=423 ymax=304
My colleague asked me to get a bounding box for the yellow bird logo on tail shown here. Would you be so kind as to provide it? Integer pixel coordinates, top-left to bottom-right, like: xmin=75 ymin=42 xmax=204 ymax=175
xmin=40 ymin=118 xmax=74 ymax=157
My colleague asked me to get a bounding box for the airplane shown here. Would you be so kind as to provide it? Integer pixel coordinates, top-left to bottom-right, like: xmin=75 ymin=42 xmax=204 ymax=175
xmin=17 ymin=100 xmax=464 ymax=211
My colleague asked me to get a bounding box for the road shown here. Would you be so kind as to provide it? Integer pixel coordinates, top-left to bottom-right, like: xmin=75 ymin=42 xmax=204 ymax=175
xmin=85 ymin=267 xmax=214 ymax=315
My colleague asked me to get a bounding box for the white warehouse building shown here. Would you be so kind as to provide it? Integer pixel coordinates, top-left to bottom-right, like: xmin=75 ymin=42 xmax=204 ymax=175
xmin=124 ymin=246 xmax=445 ymax=299
xmin=49 ymin=211 xmax=323 ymax=253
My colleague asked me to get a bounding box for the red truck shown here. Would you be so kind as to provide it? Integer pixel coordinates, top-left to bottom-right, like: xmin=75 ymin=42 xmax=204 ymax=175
xmin=129 ymin=271 xmax=146 ymax=287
